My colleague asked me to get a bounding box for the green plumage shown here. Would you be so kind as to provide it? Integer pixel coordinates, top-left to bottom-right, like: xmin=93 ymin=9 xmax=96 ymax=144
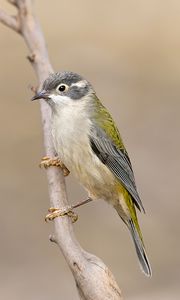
xmin=94 ymin=97 xmax=126 ymax=150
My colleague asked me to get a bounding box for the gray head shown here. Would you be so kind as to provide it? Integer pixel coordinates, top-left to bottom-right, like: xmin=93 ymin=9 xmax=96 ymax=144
xmin=32 ymin=71 xmax=94 ymax=106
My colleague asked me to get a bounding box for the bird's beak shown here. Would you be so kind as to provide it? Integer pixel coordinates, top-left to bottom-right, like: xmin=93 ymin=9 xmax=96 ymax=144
xmin=31 ymin=90 xmax=50 ymax=101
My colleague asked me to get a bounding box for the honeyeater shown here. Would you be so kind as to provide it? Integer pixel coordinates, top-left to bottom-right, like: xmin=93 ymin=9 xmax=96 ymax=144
xmin=32 ymin=71 xmax=151 ymax=276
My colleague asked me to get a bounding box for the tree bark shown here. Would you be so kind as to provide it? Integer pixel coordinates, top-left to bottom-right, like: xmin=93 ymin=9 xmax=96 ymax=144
xmin=0 ymin=1 xmax=123 ymax=299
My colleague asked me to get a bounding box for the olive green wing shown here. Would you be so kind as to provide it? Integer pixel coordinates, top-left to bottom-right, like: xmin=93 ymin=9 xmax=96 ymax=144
xmin=90 ymin=121 xmax=145 ymax=213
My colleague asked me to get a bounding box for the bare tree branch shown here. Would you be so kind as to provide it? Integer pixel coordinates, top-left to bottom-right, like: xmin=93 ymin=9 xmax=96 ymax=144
xmin=0 ymin=9 xmax=20 ymax=32
xmin=0 ymin=1 xmax=123 ymax=299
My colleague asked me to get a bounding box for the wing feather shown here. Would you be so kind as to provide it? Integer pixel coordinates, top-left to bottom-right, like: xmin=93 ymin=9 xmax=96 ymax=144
xmin=90 ymin=126 xmax=145 ymax=212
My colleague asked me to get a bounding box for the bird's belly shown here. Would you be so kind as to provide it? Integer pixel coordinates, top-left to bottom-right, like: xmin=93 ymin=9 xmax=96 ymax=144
xmin=55 ymin=135 xmax=117 ymax=201
xmin=52 ymin=111 xmax=118 ymax=201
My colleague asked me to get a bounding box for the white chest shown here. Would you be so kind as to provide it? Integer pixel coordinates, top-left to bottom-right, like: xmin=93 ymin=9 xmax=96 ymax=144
xmin=52 ymin=104 xmax=92 ymax=168
xmin=51 ymin=103 xmax=116 ymax=200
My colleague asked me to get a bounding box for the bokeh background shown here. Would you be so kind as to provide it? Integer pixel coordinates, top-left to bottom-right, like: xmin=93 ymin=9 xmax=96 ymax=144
xmin=0 ymin=0 xmax=180 ymax=299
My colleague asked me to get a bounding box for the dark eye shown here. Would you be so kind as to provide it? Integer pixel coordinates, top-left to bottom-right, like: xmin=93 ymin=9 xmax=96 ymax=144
xmin=57 ymin=84 xmax=68 ymax=93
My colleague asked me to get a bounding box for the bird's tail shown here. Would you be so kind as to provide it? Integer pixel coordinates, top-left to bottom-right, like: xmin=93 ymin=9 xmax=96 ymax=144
xmin=115 ymin=185 xmax=152 ymax=276
xmin=128 ymin=218 xmax=152 ymax=277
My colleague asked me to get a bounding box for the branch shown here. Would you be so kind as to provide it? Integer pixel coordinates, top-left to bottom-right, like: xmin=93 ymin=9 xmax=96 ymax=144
xmin=0 ymin=9 xmax=20 ymax=32
xmin=0 ymin=1 xmax=123 ymax=299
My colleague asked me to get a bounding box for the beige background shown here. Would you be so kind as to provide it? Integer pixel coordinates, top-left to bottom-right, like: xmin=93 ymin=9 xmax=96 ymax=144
xmin=0 ymin=0 xmax=180 ymax=299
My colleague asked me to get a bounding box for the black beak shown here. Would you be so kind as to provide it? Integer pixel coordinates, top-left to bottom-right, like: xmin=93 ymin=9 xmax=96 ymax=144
xmin=31 ymin=90 xmax=50 ymax=101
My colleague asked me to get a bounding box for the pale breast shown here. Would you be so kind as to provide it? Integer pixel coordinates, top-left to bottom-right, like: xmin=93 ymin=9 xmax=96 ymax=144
xmin=52 ymin=104 xmax=117 ymax=200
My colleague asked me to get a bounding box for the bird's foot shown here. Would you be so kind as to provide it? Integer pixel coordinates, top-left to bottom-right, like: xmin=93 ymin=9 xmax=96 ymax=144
xmin=45 ymin=198 xmax=93 ymax=223
xmin=39 ymin=156 xmax=70 ymax=176
xmin=45 ymin=207 xmax=78 ymax=223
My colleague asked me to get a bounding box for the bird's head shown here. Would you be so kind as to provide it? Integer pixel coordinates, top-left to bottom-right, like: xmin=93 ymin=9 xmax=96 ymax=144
xmin=32 ymin=71 xmax=95 ymax=109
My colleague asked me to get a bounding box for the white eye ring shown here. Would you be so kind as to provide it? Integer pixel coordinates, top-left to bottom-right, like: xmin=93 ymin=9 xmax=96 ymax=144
xmin=57 ymin=83 xmax=69 ymax=93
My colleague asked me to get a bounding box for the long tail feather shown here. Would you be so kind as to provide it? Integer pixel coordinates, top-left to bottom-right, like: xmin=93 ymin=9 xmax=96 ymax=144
xmin=129 ymin=219 xmax=152 ymax=277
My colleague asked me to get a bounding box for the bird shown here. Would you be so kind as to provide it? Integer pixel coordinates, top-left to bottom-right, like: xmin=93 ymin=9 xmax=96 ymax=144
xmin=32 ymin=71 xmax=152 ymax=276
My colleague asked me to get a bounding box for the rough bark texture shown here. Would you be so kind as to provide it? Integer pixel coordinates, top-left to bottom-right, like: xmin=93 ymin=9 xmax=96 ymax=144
xmin=0 ymin=1 xmax=123 ymax=299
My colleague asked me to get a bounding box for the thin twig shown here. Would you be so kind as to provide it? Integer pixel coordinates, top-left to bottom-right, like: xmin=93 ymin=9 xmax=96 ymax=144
xmin=0 ymin=9 xmax=20 ymax=32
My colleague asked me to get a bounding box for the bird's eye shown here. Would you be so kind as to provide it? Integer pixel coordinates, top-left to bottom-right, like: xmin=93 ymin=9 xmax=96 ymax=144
xmin=57 ymin=84 xmax=68 ymax=93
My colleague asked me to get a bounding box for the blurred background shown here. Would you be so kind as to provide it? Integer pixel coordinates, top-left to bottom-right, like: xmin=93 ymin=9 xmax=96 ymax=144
xmin=0 ymin=0 xmax=180 ymax=299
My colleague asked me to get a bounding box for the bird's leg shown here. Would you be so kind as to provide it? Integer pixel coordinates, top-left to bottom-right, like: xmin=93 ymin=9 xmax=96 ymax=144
xmin=39 ymin=156 xmax=70 ymax=176
xmin=71 ymin=197 xmax=93 ymax=209
xmin=45 ymin=198 xmax=93 ymax=223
